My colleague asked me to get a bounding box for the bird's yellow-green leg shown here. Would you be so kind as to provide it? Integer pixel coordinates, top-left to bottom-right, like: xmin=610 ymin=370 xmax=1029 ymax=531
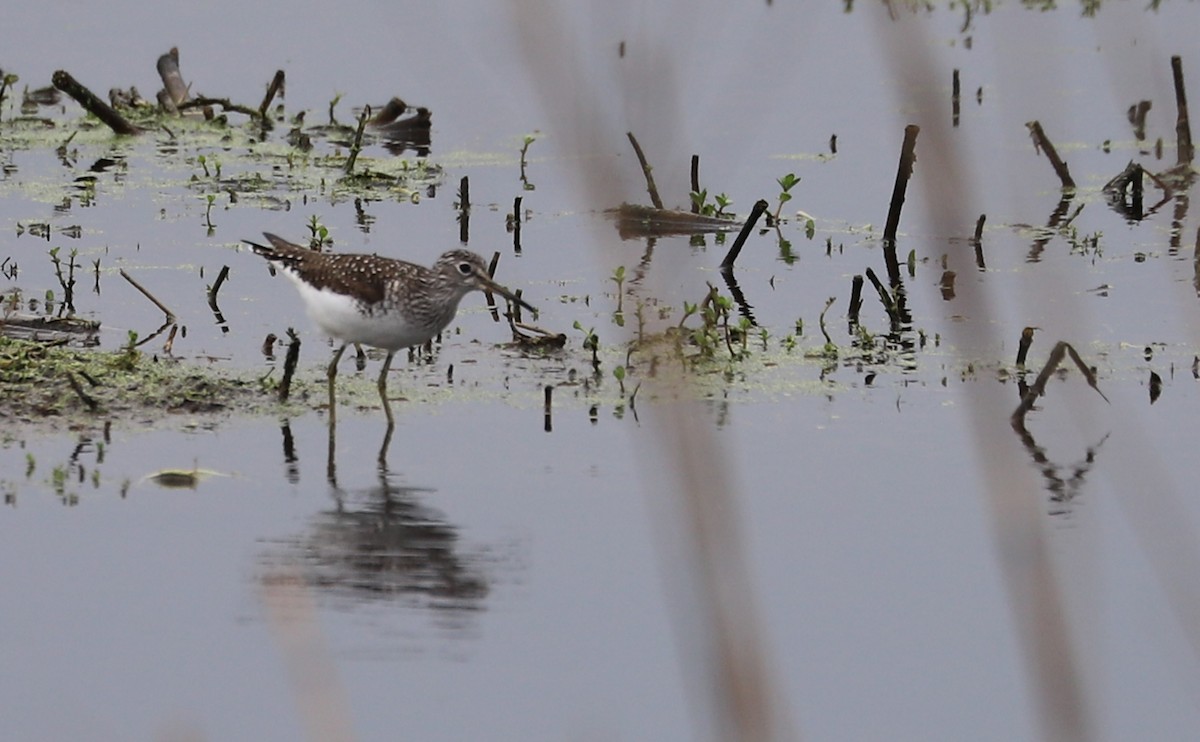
xmin=377 ymin=351 xmax=395 ymax=427
xmin=327 ymin=343 xmax=348 ymax=424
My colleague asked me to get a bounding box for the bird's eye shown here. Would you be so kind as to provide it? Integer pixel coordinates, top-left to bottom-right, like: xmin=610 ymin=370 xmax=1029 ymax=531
xmin=457 ymin=262 xmax=473 ymax=275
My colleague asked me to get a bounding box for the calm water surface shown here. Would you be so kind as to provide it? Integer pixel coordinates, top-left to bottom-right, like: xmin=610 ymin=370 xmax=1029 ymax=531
xmin=3 ymin=2 xmax=1200 ymax=740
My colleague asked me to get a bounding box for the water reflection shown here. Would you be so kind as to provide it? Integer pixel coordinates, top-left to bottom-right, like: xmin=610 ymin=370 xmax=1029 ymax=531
xmin=266 ymin=418 xmax=490 ymax=627
xmin=1011 ymin=412 xmax=1108 ymax=518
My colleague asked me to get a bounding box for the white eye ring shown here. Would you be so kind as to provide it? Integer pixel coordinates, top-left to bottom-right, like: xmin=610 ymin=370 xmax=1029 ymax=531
xmin=457 ymin=262 xmax=473 ymax=276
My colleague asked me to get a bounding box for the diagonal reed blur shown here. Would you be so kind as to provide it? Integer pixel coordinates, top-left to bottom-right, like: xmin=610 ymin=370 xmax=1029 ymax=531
xmin=509 ymin=3 xmax=792 ymax=740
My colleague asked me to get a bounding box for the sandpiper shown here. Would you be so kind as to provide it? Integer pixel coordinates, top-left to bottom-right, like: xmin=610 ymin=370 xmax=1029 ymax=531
xmin=246 ymin=232 xmax=535 ymax=424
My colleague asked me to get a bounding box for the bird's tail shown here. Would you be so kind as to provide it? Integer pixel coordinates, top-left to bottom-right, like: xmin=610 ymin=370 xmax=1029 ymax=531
xmin=245 ymin=233 xmax=305 ymax=268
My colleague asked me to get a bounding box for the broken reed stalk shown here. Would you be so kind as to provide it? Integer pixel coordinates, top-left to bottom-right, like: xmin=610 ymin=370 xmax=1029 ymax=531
xmin=1132 ymin=164 xmax=1144 ymax=216
xmin=343 ymin=105 xmax=371 ymax=175
xmin=719 ymin=268 xmax=757 ymax=326
xmin=690 ymin=155 xmax=701 ymax=213
xmin=1025 ymin=120 xmax=1076 ymax=189
xmin=458 ymin=176 xmax=470 ymax=214
xmin=512 ymin=195 xmax=523 ymax=253
xmin=1015 ymin=326 xmax=1037 ymax=367
xmin=512 ymin=289 xmax=526 ymax=325
xmin=864 ymin=267 xmax=900 ymax=327
xmin=485 ymin=251 xmax=502 ymax=322
xmin=719 ymin=199 xmax=769 ymax=271
xmin=259 ymin=70 xmax=286 ymax=118
xmin=543 ymin=385 xmax=553 ymax=433
xmin=119 ymin=268 xmax=176 ymax=322
xmin=1011 ymin=340 xmax=1109 ymax=425
xmin=278 ymin=328 xmax=300 ymax=402
xmin=626 ymin=131 xmax=665 ymax=210
xmin=207 ymin=265 xmax=230 ymax=309
xmin=848 ymin=275 xmax=864 ymax=326
xmin=883 ymin=124 xmax=920 ymax=244
xmin=818 ymin=296 xmax=836 ymax=346
xmin=1129 ymin=100 xmax=1151 ymax=141
xmin=52 ymin=70 xmax=139 ymax=135
xmin=1172 ymin=56 xmax=1194 ymax=165
xmin=973 ymin=213 xmax=987 ymax=269
xmin=973 ymin=214 xmax=986 ymax=243
xmin=1149 ymin=371 xmax=1163 ymax=404
xmin=952 ymin=68 xmax=961 ymax=127
xmin=459 ymin=176 xmax=471 ymax=244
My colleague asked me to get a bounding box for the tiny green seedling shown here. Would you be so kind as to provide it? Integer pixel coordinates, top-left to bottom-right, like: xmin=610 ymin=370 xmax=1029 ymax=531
xmin=689 ymin=190 xmax=732 ymax=218
xmin=774 ymin=172 xmax=800 ymax=223
xmin=520 ymin=133 xmax=537 ymax=190
xmin=306 ymin=215 xmax=332 ymax=250
xmin=573 ymin=321 xmax=600 ymax=374
xmin=327 ymin=93 xmax=344 ymax=126
xmin=610 ymin=265 xmax=626 ymax=318
xmin=204 ymin=194 xmax=216 ymax=231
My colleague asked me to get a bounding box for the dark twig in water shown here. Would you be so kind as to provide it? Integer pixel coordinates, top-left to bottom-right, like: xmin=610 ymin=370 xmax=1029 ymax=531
xmin=279 ymin=328 xmax=300 ymax=402
xmin=719 ymin=199 xmax=769 ymax=271
xmin=119 ymin=268 xmax=176 ymax=323
xmin=952 ymin=68 xmax=961 ymax=127
xmin=486 ymin=251 xmax=501 ymax=321
xmin=848 ymin=275 xmax=864 ymax=327
xmin=1025 ymin=120 xmax=1076 ymax=189
xmin=343 ymin=105 xmax=371 ymax=175
xmin=818 ymin=297 xmax=836 ymax=346
xmin=458 ymin=176 xmax=470 ymax=215
xmin=543 ymin=385 xmax=553 ymax=433
xmin=1128 ymin=99 xmax=1152 ymax=141
xmin=259 ymin=70 xmax=285 ymax=119
xmin=206 ymin=265 xmax=230 ymax=309
xmin=864 ymin=267 xmax=901 ymax=329
xmin=67 ymin=372 xmax=99 ymax=411
xmin=1172 ymin=56 xmax=1194 ymax=165
xmin=179 ymin=97 xmax=262 ymax=120
xmin=972 ymin=214 xmax=987 ymax=269
xmin=1015 ymin=326 xmax=1038 ymax=368
xmin=973 ymin=213 xmax=986 ymax=243
xmin=508 ymin=320 xmax=566 ymax=350
xmin=511 ymin=289 xmax=527 ymax=325
xmin=458 ymin=176 xmax=471 ymax=244
xmin=883 ymin=124 xmax=920 ymax=244
xmin=511 ymin=196 xmax=523 ymax=253
xmin=52 ymin=70 xmax=139 ymax=135
xmin=134 ymin=320 xmax=175 ymax=348
xmin=626 ymin=131 xmax=664 ymax=210
xmin=719 ymin=268 xmax=757 ymax=326
xmin=1012 ymin=341 xmax=1109 ymax=426
xmin=690 ymin=155 xmax=701 ymax=214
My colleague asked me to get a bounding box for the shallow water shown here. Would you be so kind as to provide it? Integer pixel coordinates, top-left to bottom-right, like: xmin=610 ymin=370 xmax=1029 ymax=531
xmin=3 ymin=2 xmax=1200 ymax=741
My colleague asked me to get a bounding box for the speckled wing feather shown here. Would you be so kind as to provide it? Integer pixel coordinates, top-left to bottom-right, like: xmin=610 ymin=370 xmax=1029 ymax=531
xmin=250 ymin=233 xmax=423 ymax=306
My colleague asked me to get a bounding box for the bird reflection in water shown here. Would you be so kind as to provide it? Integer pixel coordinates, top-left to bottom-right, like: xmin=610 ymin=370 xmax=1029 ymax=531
xmin=264 ymin=420 xmax=491 ymax=627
